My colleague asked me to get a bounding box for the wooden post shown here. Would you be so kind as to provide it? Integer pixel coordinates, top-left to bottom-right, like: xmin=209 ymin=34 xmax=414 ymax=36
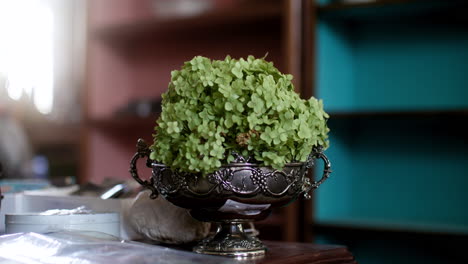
xmin=282 ymin=0 xmax=303 ymax=242
xmin=299 ymin=0 xmax=317 ymax=243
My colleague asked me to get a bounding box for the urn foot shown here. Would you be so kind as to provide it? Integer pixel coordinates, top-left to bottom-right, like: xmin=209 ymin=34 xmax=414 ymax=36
xmin=193 ymin=221 xmax=266 ymax=258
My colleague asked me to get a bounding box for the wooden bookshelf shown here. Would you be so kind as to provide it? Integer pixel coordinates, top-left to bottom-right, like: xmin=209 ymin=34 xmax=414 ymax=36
xmin=82 ymin=0 xmax=307 ymax=243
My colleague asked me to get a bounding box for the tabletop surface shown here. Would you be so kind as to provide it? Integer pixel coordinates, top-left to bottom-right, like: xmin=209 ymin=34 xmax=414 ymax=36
xmin=253 ymin=241 xmax=357 ymax=264
xmin=168 ymin=240 xmax=357 ymax=264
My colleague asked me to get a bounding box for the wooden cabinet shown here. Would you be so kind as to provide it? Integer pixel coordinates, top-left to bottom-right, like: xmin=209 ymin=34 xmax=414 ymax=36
xmin=82 ymin=0 xmax=307 ymax=242
xmin=307 ymin=0 xmax=468 ymax=263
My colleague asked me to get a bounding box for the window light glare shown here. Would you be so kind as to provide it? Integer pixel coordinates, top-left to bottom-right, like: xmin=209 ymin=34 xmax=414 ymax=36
xmin=0 ymin=0 xmax=54 ymax=114
xmin=5 ymin=79 xmax=23 ymax=101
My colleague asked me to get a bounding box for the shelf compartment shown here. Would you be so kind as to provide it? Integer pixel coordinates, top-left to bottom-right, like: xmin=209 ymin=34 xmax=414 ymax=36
xmin=317 ymin=17 xmax=468 ymax=113
xmin=315 ymin=118 xmax=468 ymax=234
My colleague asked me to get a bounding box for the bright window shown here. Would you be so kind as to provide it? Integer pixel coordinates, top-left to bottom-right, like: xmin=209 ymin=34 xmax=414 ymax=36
xmin=0 ymin=0 xmax=54 ymax=114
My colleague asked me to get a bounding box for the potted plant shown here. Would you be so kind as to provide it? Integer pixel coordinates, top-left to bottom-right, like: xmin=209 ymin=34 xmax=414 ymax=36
xmin=130 ymin=55 xmax=331 ymax=257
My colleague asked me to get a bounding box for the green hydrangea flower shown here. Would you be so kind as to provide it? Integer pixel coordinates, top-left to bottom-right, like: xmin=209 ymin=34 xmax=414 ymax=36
xmin=150 ymin=55 xmax=329 ymax=175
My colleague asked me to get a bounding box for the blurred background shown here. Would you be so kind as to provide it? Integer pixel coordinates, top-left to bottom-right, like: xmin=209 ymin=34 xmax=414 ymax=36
xmin=1 ymin=0 xmax=468 ymax=263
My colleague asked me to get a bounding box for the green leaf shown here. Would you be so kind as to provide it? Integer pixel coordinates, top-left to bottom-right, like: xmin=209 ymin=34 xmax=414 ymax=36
xmin=225 ymin=101 xmax=233 ymax=111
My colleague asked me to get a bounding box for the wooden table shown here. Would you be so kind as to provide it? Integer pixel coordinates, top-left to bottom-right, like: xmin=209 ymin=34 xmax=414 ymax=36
xmin=251 ymin=241 xmax=357 ymax=264
xmin=157 ymin=240 xmax=357 ymax=263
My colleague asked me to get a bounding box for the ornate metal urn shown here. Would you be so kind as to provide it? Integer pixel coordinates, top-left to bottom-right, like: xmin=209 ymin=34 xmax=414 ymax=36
xmin=130 ymin=139 xmax=331 ymax=258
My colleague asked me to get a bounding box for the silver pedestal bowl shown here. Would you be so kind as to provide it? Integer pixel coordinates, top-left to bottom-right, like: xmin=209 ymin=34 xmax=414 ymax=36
xmin=130 ymin=139 xmax=331 ymax=258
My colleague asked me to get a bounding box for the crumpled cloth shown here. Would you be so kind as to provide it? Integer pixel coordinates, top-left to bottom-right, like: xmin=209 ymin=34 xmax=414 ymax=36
xmin=127 ymin=191 xmax=211 ymax=244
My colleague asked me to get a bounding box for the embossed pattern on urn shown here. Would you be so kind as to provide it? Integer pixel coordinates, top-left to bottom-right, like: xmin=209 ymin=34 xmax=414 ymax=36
xmin=151 ymin=161 xmax=308 ymax=213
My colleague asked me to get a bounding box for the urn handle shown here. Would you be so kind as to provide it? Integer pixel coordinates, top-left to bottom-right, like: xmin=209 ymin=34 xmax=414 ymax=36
xmin=129 ymin=138 xmax=158 ymax=199
xmin=302 ymin=146 xmax=332 ymax=199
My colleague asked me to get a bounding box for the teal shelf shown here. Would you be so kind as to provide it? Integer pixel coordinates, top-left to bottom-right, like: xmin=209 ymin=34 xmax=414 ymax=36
xmin=313 ymin=1 xmax=468 ymax=262
xmin=315 ymin=217 xmax=468 ymax=236
xmin=329 ymin=109 xmax=468 ymax=119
